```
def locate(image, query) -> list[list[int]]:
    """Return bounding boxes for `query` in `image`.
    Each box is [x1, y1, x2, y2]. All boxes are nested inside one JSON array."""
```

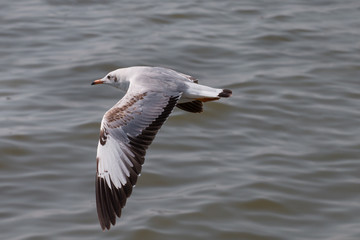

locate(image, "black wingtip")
[[96, 176, 123, 231], [218, 89, 232, 98]]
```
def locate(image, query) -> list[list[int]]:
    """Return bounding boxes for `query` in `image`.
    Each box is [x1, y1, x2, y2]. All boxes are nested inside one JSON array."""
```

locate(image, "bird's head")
[[91, 69, 129, 91]]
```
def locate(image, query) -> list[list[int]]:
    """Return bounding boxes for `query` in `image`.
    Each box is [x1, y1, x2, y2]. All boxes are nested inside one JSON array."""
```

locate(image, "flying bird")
[[91, 66, 232, 230]]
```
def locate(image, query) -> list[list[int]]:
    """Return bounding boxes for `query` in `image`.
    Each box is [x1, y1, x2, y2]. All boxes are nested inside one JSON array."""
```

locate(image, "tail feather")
[[195, 89, 232, 102], [183, 82, 232, 99], [218, 89, 232, 98]]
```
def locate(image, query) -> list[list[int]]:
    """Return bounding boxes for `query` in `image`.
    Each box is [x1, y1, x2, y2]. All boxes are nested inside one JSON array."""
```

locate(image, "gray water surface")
[[1, 1, 360, 239]]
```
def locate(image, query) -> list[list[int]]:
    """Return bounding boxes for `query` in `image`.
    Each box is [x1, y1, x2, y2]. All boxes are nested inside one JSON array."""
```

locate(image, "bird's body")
[[92, 66, 232, 230]]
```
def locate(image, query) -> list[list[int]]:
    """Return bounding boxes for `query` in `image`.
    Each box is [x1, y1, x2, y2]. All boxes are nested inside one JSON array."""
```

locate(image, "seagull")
[[91, 66, 232, 230]]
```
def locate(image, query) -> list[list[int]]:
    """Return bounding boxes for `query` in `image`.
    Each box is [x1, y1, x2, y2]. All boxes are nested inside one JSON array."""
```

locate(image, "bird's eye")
[[107, 75, 111, 80]]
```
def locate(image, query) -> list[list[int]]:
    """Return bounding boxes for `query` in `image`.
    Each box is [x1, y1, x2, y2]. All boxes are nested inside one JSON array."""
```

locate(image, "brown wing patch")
[[105, 93, 147, 125]]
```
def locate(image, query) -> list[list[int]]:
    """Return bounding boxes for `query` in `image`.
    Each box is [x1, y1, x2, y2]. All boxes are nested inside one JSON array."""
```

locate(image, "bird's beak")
[[91, 79, 104, 85]]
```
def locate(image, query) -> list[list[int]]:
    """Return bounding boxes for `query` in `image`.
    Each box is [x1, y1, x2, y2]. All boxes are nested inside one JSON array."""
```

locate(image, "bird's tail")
[[183, 82, 232, 102]]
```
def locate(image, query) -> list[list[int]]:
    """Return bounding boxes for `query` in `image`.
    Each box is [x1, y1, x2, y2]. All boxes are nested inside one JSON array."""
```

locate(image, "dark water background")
[[1, 0, 360, 239]]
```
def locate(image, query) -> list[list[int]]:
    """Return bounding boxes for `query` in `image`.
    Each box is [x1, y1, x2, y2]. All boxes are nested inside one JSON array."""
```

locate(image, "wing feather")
[[95, 90, 181, 230], [176, 100, 203, 113]]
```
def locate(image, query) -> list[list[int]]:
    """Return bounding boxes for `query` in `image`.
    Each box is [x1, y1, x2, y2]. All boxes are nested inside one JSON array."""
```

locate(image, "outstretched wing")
[[176, 100, 203, 113], [95, 90, 181, 230]]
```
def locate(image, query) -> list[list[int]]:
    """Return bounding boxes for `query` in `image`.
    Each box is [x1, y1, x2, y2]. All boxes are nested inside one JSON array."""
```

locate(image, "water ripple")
[[1, 0, 360, 239]]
